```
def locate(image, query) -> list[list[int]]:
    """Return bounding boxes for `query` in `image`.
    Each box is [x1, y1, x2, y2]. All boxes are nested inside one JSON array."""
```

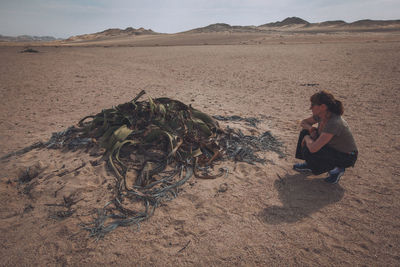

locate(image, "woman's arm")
[[303, 132, 334, 153]]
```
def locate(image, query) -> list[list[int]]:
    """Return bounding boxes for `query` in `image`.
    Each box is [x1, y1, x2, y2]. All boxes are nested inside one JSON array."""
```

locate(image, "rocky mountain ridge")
[[188, 17, 400, 33], [2, 17, 400, 43]]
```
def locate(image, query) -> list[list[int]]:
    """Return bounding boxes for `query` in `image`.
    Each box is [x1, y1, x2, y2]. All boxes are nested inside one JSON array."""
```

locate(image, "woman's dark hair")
[[310, 90, 344, 115]]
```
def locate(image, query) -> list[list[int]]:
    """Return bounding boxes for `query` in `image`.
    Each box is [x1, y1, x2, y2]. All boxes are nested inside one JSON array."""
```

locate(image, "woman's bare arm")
[[303, 132, 334, 153]]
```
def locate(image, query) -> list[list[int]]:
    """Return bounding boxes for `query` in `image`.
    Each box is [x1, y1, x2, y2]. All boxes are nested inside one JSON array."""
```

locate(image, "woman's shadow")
[[259, 173, 344, 224]]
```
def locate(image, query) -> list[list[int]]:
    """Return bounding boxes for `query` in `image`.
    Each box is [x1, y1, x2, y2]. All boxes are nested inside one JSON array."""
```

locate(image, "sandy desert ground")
[[1, 32, 400, 266]]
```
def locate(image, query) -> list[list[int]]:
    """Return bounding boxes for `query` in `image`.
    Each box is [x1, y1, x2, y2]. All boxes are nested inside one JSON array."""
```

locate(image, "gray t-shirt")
[[315, 114, 358, 153]]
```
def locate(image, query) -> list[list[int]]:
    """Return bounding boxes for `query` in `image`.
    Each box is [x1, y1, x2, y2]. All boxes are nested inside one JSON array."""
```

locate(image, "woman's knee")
[[297, 129, 309, 144], [299, 129, 309, 137]]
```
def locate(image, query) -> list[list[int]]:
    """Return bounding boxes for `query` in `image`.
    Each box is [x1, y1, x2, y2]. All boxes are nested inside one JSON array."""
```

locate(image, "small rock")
[[20, 48, 39, 53], [23, 204, 34, 213], [218, 183, 228, 193]]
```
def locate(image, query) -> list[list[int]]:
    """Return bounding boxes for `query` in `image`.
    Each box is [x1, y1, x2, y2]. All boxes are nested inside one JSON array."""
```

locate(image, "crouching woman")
[[293, 90, 358, 184]]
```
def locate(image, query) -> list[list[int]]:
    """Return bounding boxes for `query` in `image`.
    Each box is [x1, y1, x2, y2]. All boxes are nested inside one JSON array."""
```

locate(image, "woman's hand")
[[309, 127, 318, 140]]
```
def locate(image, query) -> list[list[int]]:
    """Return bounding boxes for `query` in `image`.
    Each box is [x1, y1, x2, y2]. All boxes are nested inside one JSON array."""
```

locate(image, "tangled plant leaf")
[[21, 90, 284, 238]]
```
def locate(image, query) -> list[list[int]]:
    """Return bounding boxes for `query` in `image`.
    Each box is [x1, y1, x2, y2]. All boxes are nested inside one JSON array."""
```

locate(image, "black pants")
[[295, 129, 358, 175]]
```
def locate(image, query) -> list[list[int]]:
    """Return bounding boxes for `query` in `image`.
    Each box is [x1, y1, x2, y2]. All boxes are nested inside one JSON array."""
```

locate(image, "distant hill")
[[185, 17, 400, 33], [183, 23, 265, 33], [348, 19, 400, 27], [257, 17, 400, 31], [260, 17, 310, 27], [0, 34, 58, 42], [60, 17, 400, 44], [66, 27, 158, 42], [2, 17, 400, 45]]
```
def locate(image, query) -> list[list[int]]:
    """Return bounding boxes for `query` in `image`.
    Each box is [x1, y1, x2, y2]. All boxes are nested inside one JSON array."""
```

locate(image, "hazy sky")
[[1, 0, 399, 38]]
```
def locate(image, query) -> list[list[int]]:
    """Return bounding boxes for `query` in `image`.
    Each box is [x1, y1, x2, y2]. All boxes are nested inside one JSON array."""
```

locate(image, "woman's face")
[[310, 103, 327, 117], [310, 103, 320, 116]]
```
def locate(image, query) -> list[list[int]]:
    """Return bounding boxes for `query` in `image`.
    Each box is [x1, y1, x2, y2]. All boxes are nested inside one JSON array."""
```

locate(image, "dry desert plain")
[[1, 31, 400, 266]]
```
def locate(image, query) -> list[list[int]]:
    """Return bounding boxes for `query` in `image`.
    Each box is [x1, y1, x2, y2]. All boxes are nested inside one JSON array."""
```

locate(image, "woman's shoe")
[[324, 168, 345, 184], [329, 167, 342, 175], [293, 162, 312, 172]]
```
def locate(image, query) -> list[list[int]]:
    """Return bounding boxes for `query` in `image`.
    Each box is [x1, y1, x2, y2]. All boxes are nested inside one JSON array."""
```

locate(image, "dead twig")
[[177, 240, 191, 253]]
